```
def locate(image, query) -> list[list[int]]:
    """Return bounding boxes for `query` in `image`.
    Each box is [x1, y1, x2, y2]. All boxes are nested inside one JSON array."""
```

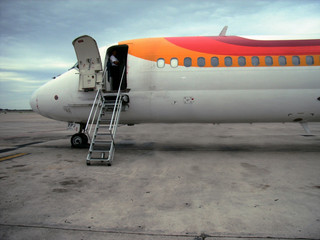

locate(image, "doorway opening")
[[105, 45, 128, 91]]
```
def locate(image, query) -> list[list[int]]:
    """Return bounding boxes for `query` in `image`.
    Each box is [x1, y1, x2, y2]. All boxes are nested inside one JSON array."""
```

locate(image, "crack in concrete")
[[0, 223, 317, 240], [0, 141, 43, 154]]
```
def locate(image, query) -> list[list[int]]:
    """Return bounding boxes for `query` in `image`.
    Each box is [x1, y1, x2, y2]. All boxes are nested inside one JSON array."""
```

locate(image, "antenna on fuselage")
[[219, 26, 228, 36]]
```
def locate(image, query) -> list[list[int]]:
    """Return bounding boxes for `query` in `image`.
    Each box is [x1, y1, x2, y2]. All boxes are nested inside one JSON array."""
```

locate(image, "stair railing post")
[[85, 89, 104, 142]]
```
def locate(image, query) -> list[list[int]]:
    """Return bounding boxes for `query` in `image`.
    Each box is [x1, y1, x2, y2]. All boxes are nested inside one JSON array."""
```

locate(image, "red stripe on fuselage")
[[165, 36, 320, 56], [213, 36, 320, 47]]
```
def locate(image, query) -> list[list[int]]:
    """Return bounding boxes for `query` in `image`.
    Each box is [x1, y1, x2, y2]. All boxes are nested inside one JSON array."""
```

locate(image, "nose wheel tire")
[[71, 133, 88, 148]]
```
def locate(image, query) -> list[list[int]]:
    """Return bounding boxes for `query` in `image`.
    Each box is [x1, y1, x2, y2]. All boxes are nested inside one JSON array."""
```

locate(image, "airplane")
[[29, 27, 320, 165]]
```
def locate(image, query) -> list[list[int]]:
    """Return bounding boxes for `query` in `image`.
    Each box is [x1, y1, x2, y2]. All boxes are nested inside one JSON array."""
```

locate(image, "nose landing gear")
[[71, 133, 88, 148], [71, 123, 88, 148]]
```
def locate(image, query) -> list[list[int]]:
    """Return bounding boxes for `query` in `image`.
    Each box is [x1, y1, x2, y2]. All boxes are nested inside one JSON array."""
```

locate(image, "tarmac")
[[0, 111, 319, 240]]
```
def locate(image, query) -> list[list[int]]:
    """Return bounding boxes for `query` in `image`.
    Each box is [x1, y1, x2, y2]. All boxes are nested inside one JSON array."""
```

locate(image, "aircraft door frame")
[[105, 45, 128, 92]]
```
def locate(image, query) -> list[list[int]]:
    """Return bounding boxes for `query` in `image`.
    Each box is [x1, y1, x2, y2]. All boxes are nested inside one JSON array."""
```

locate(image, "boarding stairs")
[[85, 67, 126, 166]]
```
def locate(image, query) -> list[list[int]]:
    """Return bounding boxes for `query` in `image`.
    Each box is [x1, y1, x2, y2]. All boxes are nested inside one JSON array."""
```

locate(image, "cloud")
[[0, 71, 48, 109], [0, 71, 46, 84], [0, 57, 74, 72]]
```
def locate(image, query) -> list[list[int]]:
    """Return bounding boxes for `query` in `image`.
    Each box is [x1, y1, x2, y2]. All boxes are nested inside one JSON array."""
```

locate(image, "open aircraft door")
[[72, 35, 103, 91]]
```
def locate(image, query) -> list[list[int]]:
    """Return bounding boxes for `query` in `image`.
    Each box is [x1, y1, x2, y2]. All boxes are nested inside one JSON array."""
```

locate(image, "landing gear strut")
[[71, 123, 88, 148]]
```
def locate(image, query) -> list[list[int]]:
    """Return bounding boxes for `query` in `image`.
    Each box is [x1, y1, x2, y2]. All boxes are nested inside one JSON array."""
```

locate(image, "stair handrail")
[[85, 89, 104, 141], [112, 99, 122, 136], [102, 62, 109, 89], [109, 66, 126, 133]]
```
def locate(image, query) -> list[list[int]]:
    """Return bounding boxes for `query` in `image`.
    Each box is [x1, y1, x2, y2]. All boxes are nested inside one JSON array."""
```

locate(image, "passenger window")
[[211, 57, 219, 67], [306, 56, 314, 65], [224, 57, 232, 67], [238, 56, 246, 66], [279, 56, 287, 66], [292, 56, 300, 66], [252, 56, 259, 66], [170, 58, 178, 68], [157, 58, 165, 68], [184, 57, 192, 67], [197, 57, 205, 67], [265, 56, 273, 66]]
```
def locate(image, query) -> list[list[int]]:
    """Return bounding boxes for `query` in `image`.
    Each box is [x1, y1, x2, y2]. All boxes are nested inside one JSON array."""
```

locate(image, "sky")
[[0, 0, 320, 109]]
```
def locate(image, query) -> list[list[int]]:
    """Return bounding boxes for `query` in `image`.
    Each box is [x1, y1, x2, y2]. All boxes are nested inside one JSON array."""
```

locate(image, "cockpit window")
[[70, 62, 79, 70]]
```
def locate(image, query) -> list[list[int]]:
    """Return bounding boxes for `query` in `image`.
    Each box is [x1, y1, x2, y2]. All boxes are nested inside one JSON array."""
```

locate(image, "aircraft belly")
[[119, 89, 320, 123], [55, 88, 319, 124]]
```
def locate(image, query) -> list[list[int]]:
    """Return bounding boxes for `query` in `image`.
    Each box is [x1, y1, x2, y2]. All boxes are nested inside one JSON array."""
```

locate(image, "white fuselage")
[[30, 53, 320, 124], [30, 34, 320, 125]]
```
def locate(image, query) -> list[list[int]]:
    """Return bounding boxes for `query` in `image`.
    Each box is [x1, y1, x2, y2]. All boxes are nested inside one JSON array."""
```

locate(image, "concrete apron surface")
[[0, 112, 320, 240]]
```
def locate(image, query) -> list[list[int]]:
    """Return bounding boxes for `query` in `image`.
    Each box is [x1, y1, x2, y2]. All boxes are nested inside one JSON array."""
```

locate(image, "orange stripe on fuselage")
[[119, 36, 320, 67], [120, 37, 203, 64]]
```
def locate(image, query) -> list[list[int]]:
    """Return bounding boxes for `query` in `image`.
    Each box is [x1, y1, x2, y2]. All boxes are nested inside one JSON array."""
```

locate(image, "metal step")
[[88, 158, 111, 162], [95, 133, 112, 136], [99, 119, 111, 123], [93, 140, 113, 143], [90, 149, 111, 153]]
